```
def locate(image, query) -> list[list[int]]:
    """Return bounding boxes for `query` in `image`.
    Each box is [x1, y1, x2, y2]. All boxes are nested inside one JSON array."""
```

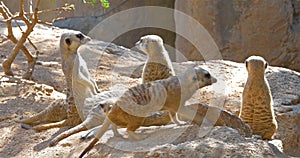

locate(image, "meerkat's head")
[[135, 35, 164, 55], [245, 56, 268, 74], [183, 66, 217, 88], [60, 31, 91, 53]]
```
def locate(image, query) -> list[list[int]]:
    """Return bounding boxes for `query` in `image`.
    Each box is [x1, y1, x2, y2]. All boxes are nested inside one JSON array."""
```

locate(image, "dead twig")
[[1, 0, 40, 79]]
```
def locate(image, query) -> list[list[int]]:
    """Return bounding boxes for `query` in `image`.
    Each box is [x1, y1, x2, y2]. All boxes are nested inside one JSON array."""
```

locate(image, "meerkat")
[[239, 56, 277, 139], [48, 31, 112, 145], [15, 31, 93, 130], [136, 35, 179, 124], [136, 35, 175, 83], [79, 66, 217, 158]]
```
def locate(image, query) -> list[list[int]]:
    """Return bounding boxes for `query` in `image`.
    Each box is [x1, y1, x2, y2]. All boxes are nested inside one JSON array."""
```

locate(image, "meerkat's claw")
[[20, 124, 32, 130], [80, 128, 97, 140]]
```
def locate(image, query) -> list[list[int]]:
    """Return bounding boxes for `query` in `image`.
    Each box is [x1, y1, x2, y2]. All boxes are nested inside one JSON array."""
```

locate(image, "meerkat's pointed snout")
[[210, 75, 217, 84], [191, 66, 217, 87]]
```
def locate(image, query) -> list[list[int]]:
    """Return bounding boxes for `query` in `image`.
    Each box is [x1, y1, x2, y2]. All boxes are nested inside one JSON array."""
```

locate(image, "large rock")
[[175, 0, 300, 72], [267, 66, 300, 156]]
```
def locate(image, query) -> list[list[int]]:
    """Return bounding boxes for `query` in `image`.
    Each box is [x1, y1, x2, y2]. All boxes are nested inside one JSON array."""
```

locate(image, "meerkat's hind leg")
[[80, 125, 101, 140], [79, 117, 111, 158], [49, 122, 88, 146], [15, 115, 42, 125], [33, 119, 67, 131]]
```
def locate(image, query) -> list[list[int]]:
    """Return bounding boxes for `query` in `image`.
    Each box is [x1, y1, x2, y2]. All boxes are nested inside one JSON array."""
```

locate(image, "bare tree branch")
[[1, 0, 72, 79]]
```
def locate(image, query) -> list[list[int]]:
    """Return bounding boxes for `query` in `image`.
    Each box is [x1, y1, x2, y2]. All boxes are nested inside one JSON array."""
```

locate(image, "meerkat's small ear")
[[265, 61, 268, 69], [245, 60, 248, 68], [65, 38, 71, 45]]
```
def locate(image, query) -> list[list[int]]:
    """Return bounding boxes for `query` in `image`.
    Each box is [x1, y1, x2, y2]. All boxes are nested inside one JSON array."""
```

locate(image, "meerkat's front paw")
[[127, 131, 148, 140]]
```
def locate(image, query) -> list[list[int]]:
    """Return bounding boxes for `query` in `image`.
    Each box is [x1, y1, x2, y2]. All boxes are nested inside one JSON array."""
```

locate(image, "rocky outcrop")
[[267, 66, 300, 156], [175, 0, 300, 72], [67, 126, 285, 158]]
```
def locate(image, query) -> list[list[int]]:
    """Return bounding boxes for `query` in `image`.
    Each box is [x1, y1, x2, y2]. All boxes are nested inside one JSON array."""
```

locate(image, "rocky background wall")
[[1, 0, 176, 57], [175, 0, 300, 72]]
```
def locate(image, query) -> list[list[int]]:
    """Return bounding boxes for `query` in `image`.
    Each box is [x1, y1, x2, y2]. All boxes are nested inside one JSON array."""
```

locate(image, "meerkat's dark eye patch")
[[265, 62, 268, 69], [245, 61, 248, 68], [204, 71, 211, 78], [76, 34, 84, 40], [65, 38, 71, 45]]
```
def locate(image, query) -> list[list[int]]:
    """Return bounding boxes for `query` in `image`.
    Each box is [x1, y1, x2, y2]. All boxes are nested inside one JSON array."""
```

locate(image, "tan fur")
[[136, 35, 177, 124], [15, 31, 91, 131], [136, 35, 175, 83], [239, 56, 277, 139], [79, 66, 217, 158]]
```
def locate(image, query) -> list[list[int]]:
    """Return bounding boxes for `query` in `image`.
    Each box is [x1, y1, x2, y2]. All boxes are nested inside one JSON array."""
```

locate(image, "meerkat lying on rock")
[[239, 56, 277, 139], [79, 66, 217, 158]]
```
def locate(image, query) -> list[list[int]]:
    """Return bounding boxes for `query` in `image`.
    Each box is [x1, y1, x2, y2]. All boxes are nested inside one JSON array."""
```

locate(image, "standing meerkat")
[[16, 30, 93, 130], [239, 56, 277, 139], [136, 35, 175, 83], [136, 35, 179, 124], [79, 66, 217, 158]]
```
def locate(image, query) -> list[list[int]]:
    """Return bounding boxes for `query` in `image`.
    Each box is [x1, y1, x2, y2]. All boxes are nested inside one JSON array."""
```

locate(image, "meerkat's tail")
[[79, 117, 111, 158], [143, 111, 171, 126], [79, 137, 99, 158], [185, 103, 253, 137], [217, 108, 253, 137]]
